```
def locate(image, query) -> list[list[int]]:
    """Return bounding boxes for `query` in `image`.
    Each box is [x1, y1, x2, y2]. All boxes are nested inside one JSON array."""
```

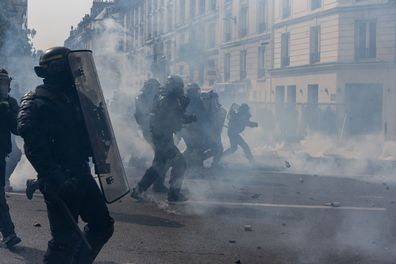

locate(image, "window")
[[240, 50, 247, 80], [190, 0, 196, 18], [208, 24, 216, 48], [311, 0, 321, 10], [239, 6, 248, 38], [257, 0, 267, 33], [282, 0, 291, 19], [308, 84, 319, 105], [199, 0, 205, 14], [287, 85, 297, 108], [281, 32, 290, 67], [355, 20, 376, 60], [276, 86, 285, 105], [179, 0, 186, 22], [310, 26, 320, 64], [167, 4, 173, 31], [210, 0, 216, 10], [258, 45, 265, 78], [224, 7, 232, 42], [159, 11, 164, 33], [224, 53, 231, 81], [199, 63, 205, 85]]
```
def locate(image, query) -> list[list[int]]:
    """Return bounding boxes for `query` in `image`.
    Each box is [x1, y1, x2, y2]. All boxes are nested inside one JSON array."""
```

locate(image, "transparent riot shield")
[[68, 50, 129, 203]]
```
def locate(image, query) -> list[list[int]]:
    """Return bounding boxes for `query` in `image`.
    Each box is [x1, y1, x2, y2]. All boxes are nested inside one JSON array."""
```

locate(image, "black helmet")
[[0, 68, 12, 81], [186, 83, 201, 98], [142, 78, 160, 94], [34, 47, 71, 78], [164, 75, 184, 96], [239, 103, 250, 112], [0, 68, 12, 97]]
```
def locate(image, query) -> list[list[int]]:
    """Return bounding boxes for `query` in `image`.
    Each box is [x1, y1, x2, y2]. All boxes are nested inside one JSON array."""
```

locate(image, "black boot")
[[1, 233, 21, 248], [168, 189, 188, 202], [130, 184, 144, 201], [26, 179, 38, 200]]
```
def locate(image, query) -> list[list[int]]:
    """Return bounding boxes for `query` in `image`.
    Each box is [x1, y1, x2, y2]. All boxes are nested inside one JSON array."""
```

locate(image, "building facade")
[[65, 0, 396, 139], [271, 0, 396, 138]]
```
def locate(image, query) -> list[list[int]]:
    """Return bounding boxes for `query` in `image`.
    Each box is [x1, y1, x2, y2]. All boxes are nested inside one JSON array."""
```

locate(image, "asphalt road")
[[1, 165, 396, 264]]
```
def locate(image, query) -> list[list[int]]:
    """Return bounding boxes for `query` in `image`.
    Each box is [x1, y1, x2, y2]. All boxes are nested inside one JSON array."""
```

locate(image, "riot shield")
[[68, 50, 129, 203]]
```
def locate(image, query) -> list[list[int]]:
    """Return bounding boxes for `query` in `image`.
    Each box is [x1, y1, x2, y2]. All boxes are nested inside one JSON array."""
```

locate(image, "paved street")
[[1, 165, 396, 264]]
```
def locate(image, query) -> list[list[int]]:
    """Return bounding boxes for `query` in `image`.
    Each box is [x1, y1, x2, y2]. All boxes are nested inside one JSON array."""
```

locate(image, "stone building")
[[64, 0, 396, 139], [271, 0, 396, 138]]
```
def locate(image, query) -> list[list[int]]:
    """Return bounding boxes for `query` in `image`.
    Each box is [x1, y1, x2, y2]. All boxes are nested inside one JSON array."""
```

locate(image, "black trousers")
[[0, 154, 16, 238], [42, 173, 114, 264], [139, 136, 186, 192], [223, 131, 254, 162]]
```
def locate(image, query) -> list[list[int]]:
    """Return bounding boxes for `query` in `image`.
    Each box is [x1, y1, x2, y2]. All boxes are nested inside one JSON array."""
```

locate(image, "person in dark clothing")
[[223, 103, 258, 163], [0, 68, 21, 248], [17, 47, 114, 264], [135, 78, 161, 147], [131, 75, 196, 202], [201, 91, 226, 168], [134, 78, 168, 193], [180, 83, 206, 168], [5, 135, 22, 192]]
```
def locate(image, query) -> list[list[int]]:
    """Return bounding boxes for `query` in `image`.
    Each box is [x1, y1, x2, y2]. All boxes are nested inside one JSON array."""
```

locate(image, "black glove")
[[180, 96, 190, 110], [183, 114, 197, 124], [0, 100, 10, 115]]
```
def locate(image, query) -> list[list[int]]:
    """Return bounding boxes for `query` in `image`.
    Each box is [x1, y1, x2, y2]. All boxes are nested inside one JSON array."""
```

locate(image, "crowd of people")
[[0, 46, 259, 263]]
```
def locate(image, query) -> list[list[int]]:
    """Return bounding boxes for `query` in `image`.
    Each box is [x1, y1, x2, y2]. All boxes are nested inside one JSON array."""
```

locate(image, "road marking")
[[7, 193, 386, 212], [186, 200, 386, 212]]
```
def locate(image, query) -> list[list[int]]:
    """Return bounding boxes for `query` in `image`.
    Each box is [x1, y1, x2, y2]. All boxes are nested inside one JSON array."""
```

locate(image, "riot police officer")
[[180, 83, 206, 168], [223, 103, 258, 163], [134, 78, 161, 147], [131, 75, 196, 202], [201, 90, 227, 168], [134, 79, 168, 193], [17, 47, 114, 264], [0, 68, 21, 248]]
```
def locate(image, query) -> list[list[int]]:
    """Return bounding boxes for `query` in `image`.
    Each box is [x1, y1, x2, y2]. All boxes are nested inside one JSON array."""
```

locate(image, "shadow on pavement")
[[10, 246, 45, 264], [112, 213, 184, 228]]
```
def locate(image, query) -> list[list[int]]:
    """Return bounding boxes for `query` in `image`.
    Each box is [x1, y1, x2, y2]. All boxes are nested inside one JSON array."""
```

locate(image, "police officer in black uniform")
[[0, 68, 21, 248], [134, 78, 168, 193], [180, 83, 206, 168], [131, 75, 196, 202], [17, 47, 114, 264], [134, 78, 161, 147], [223, 103, 258, 163]]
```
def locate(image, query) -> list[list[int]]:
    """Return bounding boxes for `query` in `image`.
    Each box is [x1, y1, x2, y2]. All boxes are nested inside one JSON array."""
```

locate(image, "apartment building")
[[216, 0, 273, 105], [65, 0, 396, 138], [271, 0, 396, 138]]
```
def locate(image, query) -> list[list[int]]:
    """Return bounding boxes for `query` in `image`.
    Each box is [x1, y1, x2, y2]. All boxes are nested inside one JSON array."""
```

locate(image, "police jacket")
[[0, 96, 19, 154], [228, 111, 257, 134], [17, 83, 92, 181]]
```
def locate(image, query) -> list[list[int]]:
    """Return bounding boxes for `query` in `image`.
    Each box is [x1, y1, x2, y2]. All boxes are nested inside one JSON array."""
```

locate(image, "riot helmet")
[[142, 78, 160, 95], [186, 83, 201, 99], [0, 68, 12, 98], [239, 103, 250, 114], [34, 47, 72, 81], [164, 75, 184, 96]]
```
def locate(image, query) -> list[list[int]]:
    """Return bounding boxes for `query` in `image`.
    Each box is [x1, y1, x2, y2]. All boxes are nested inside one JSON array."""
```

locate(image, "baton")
[[57, 198, 93, 252]]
